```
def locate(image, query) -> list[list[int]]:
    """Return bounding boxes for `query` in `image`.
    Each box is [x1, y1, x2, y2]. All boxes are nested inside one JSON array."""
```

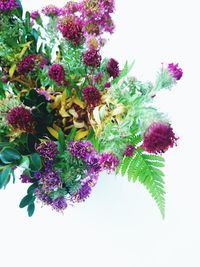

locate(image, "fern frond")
[[118, 150, 166, 218]]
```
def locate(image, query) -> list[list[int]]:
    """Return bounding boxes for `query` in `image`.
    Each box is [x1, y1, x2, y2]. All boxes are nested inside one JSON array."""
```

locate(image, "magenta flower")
[[30, 10, 40, 20], [168, 63, 183, 81], [107, 58, 120, 78], [58, 16, 83, 45], [51, 197, 67, 211], [68, 140, 96, 161], [20, 175, 32, 183], [48, 64, 65, 85], [123, 145, 135, 157], [36, 141, 58, 161], [7, 106, 35, 133], [0, 0, 19, 11], [42, 5, 60, 16], [100, 152, 119, 172], [82, 86, 101, 109], [82, 49, 101, 67], [142, 122, 178, 154]]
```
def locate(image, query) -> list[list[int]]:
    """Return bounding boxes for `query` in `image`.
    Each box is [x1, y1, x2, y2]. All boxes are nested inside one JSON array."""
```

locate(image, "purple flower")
[[105, 82, 111, 88], [100, 152, 119, 172], [48, 64, 65, 85], [35, 188, 53, 205], [99, 0, 115, 14], [35, 88, 51, 101], [42, 5, 60, 16], [71, 173, 99, 202], [7, 106, 35, 133], [142, 122, 178, 154], [68, 140, 96, 161], [30, 10, 40, 20], [36, 140, 58, 161], [93, 72, 103, 84], [123, 145, 135, 157], [20, 175, 32, 183], [51, 197, 67, 211], [82, 49, 101, 67], [107, 58, 120, 78], [82, 86, 101, 109], [0, 0, 19, 11], [62, 1, 80, 15], [87, 153, 101, 173], [17, 55, 36, 75], [58, 16, 83, 45], [41, 169, 61, 192], [168, 63, 183, 81]]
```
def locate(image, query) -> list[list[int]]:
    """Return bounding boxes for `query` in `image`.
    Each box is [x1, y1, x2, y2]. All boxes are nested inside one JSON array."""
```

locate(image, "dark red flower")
[[7, 106, 35, 133], [123, 145, 135, 157], [17, 55, 36, 75], [107, 58, 120, 78], [48, 64, 65, 85], [142, 122, 178, 154], [82, 49, 101, 67], [83, 86, 101, 109]]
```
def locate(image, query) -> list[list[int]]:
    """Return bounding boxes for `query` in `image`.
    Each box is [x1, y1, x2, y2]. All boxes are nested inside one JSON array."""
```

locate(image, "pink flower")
[[82, 49, 101, 67], [168, 63, 183, 81], [48, 64, 65, 85], [123, 145, 135, 157], [0, 0, 19, 11], [83, 86, 101, 109], [100, 152, 119, 172]]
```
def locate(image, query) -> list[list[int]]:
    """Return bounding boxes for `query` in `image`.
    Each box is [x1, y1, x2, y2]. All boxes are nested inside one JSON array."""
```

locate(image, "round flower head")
[[123, 145, 135, 157], [51, 197, 67, 212], [35, 188, 53, 205], [68, 140, 96, 161], [142, 122, 178, 154], [168, 63, 183, 81], [82, 86, 101, 109], [42, 5, 60, 16], [41, 169, 61, 192], [7, 106, 35, 133], [20, 175, 32, 183], [62, 1, 79, 15], [0, 0, 19, 11], [48, 64, 65, 85], [107, 58, 120, 78], [100, 152, 119, 172], [82, 49, 101, 67], [17, 55, 36, 75], [58, 16, 83, 45]]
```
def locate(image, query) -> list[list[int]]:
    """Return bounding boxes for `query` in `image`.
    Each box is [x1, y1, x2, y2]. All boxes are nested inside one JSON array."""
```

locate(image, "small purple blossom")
[[51, 197, 67, 211], [36, 140, 58, 161], [35, 188, 53, 205], [20, 175, 32, 183], [41, 169, 61, 192], [105, 82, 111, 88], [0, 0, 19, 11], [17, 55, 36, 75], [123, 145, 135, 157], [142, 122, 178, 154], [107, 58, 120, 78], [35, 88, 51, 101], [100, 152, 119, 172], [168, 63, 183, 81]]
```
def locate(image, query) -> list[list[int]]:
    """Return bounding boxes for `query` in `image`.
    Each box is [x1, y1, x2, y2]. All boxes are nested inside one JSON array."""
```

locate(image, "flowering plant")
[[0, 0, 182, 217]]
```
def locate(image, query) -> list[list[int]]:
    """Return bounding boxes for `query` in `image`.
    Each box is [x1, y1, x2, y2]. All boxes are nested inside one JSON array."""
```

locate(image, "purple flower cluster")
[[142, 122, 178, 154], [107, 58, 120, 78], [0, 0, 19, 11], [7, 106, 35, 133], [40, 169, 61, 192], [36, 140, 58, 161], [35, 188, 53, 205], [168, 63, 183, 81], [51, 197, 68, 211], [48, 64, 66, 86], [58, 16, 84, 45], [20, 175, 32, 183], [82, 49, 101, 67], [99, 152, 119, 172], [82, 86, 101, 109]]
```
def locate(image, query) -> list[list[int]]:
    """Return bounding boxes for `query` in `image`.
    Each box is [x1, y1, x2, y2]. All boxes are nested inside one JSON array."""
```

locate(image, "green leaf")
[[58, 128, 66, 153], [25, 12, 31, 33], [0, 147, 22, 164], [66, 127, 77, 142], [19, 194, 35, 208], [32, 28, 39, 44], [27, 203, 35, 217], [20, 156, 30, 169], [29, 153, 42, 171], [118, 151, 166, 218], [0, 166, 12, 189], [15, 0, 23, 18], [27, 183, 38, 195]]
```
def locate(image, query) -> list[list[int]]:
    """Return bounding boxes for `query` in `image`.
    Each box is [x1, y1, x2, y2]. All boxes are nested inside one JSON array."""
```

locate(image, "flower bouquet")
[[0, 0, 182, 217]]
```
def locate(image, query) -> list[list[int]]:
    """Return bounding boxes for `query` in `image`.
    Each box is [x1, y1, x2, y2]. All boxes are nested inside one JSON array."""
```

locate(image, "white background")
[[1, 0, 200, 266]]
